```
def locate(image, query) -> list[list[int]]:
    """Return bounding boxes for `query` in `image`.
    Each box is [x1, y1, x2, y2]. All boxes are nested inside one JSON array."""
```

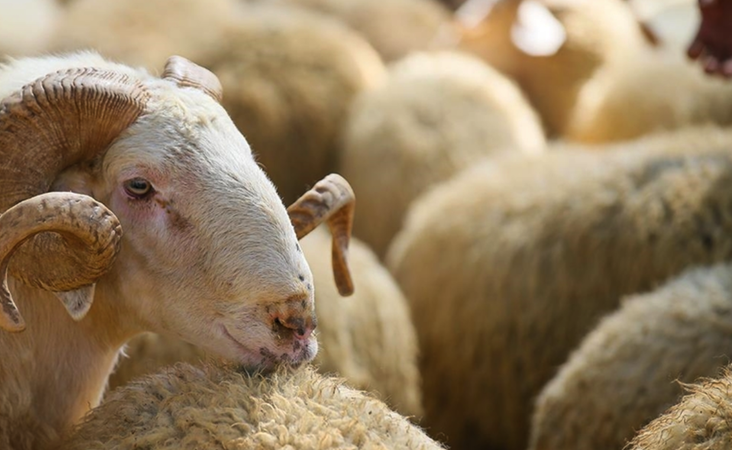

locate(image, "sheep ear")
[[54, 284, 96, 321], [510, 0, 567, 56], [163, 55, 223, 103]]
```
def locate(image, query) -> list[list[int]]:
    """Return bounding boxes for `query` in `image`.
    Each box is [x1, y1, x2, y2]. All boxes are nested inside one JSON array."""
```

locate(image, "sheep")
[[207, 5, 387, 204], [108, 226, 423, 417], [530, 263, 732, 450], [454, 0, 650, 136], [339, 51, 545, 257], [566, 55, 732, 144], [51, 0, 238, 70], [0, 52, 356, 450], [60, 363, 442, 450], [272, 0, 454, 62], [0, 0, 61, 59], [386, 126, 732, 450], [629, 366, 732, 450]]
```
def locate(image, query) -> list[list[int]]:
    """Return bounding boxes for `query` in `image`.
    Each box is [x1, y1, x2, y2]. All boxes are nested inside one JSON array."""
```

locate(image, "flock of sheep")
[[3, 0, 732, 449]]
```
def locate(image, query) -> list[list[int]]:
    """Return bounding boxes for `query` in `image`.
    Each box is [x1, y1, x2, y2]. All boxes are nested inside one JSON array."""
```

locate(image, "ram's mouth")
[[221, 325, 317, 369]]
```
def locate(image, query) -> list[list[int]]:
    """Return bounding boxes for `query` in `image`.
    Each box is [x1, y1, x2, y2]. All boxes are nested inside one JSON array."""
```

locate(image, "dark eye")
[[123, 178, 153, 199]]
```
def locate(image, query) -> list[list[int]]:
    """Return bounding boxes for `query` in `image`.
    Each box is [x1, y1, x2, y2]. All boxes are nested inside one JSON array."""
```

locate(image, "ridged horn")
[[0, 66, 149, 322], [163, 55, 223, 102], [288, 174, 355, 296], [0, 193, 122, 332]]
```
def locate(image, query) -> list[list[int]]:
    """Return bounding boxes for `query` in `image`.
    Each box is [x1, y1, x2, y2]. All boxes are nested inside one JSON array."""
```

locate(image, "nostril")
[[272, 315, 314, 340]]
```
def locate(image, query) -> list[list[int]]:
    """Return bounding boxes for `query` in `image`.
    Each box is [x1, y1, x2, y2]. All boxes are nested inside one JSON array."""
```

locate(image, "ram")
[[60, 363, 442, 449], [0, 52, 354, 450], [387, 126, 732, 450], [530, 263, 732, 450]]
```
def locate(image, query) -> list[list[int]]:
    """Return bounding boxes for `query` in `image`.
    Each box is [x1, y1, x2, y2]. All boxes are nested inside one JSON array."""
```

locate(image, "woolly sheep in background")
[[387, 127, 732, 450], [454, 0, 650, 137], [340, 51, 545, 258], [531, 263, 732, 450]]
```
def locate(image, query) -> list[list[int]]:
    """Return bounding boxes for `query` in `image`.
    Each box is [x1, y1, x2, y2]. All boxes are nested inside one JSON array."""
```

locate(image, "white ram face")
[[60, 82, 318, 369]]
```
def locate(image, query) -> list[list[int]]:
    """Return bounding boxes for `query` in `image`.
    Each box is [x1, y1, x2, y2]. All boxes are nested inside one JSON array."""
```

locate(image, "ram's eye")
[[123, 178, 153, 199]]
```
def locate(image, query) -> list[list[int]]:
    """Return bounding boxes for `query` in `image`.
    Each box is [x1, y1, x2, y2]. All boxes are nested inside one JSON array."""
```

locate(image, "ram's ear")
[[510, 0, 567, 57], [51, 165, 96, 197]]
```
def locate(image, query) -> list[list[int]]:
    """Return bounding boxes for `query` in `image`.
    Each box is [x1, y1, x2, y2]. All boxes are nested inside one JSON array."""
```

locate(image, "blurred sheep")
[[0, 0, 60, 59], [272, 0, 454, 62], [387, 127, 732, 450], [455, 0, 650, 136], [566, 55, 732, 144], [208, 5, 386, 203], [340, 50, 545, 257], [51, 0, 237, 69], [531, 263, 732, 450]]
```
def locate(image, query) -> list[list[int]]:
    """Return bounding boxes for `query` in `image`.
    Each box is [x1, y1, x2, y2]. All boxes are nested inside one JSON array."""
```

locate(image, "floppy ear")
[[510, 0, 567, 56]]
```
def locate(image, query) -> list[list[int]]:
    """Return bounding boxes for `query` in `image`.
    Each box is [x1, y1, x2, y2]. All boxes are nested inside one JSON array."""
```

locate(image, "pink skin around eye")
[[688, 0, 732, 78]]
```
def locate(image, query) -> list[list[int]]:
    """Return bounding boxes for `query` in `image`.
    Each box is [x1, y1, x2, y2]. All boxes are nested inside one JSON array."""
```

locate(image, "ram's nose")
[[272, 313, 317, 340], [274, 314, 317, 340]]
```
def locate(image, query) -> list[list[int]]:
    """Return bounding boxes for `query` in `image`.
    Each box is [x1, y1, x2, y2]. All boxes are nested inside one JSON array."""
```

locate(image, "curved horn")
[[288, 174, 355, 297], [163, 55, 223, 102], [0, 66, 148, 303], [0, 193, 122, 332]]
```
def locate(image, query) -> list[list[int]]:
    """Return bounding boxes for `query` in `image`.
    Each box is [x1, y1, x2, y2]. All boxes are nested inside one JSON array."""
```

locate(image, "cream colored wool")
[[387, 127, 732, 450], [60, 364, 443, 450], [457, 0, 648, 136], [274, 0, 453, 62], [51, 0, 237, 70], [566, 56, 732, 144], [530, 263, 732, 450], [208, 5, 386, 203], [108, 228, 422, 417], [0, 0, 60, 58], [340, 51, 545, 257], [630, 366, 732, 450]]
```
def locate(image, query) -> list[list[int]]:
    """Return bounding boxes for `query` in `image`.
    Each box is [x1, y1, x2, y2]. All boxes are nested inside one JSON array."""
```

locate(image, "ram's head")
[[0, 54, 354, 369]]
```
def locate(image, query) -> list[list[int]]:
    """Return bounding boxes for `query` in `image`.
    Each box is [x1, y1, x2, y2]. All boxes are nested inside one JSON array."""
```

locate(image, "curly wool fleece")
[[61, 363, 442, 449]]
